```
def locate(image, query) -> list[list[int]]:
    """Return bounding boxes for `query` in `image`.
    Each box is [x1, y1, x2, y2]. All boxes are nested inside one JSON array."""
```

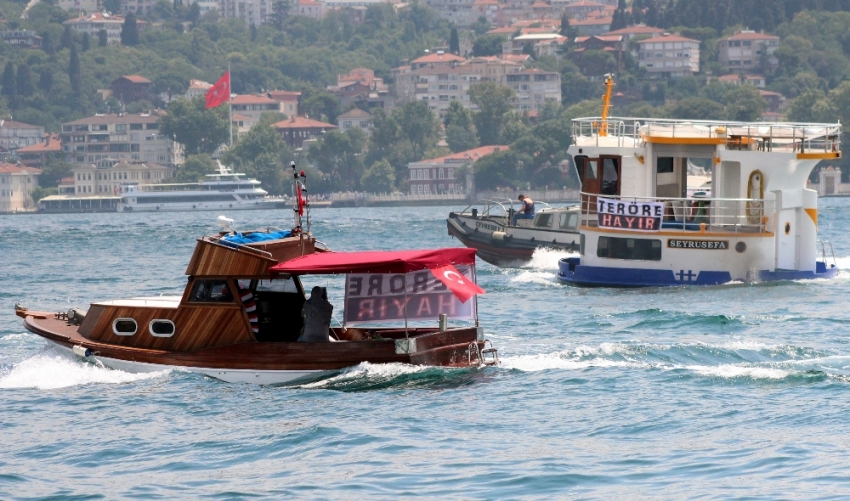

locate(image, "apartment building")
[[0, 163, 40, 212], [63, 12, 147, 45], [606, 24, 664, 42], [337, 108, 373, 134], [408, 145, 508, 195], [636, 33, 700, 77], [71, 160, 173, 196], [718, 31, 779, 72], [220, 0, 271, 27], [424, 0, 476, 27], [55, 0, 99, 14], [506, 69, 561, 111], [60, 113, 180, 166], [0, 120, 45, 152], [230, 94, 287, 122], [0, 30, 42, 49], [17, 134, 62, 169]]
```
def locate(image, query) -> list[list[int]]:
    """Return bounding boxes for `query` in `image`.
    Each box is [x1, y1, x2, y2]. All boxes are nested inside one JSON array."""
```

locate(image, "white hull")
[[118, 199, 285, 213], [48, 340, 325, 385]]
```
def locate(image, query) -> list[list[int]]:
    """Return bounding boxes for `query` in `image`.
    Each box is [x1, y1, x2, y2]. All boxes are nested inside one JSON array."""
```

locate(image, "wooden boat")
[[15, 234, 497, 384], [447, 199, 580, 266]]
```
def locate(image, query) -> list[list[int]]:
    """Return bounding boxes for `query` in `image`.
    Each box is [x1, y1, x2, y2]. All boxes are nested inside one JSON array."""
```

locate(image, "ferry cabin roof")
[[568, 116, 841, 202]]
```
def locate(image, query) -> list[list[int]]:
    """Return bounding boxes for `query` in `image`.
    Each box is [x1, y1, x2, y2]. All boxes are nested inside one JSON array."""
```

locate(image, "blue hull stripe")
[[557, 257, 839, 287]]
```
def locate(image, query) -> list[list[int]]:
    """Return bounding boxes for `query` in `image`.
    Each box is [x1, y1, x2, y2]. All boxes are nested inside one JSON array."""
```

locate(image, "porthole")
[[735, 242, 747, 253], [113, 318, 137, 336], [149, 319, 175, 338]]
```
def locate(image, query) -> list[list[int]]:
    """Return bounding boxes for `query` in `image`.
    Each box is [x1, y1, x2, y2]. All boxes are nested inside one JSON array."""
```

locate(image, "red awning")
[[270, 248, 477, 275]]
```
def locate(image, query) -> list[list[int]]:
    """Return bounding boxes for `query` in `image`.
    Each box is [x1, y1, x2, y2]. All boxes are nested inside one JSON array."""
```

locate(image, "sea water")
[[3, 200, 850, 499]]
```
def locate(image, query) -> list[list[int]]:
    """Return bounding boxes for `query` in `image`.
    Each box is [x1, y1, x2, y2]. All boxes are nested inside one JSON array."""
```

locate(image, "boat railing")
[[571, 117, 842, 155], [459, 198, 515, 219], [578, 192, 776, 234], [205, 234, 274, 259], [819, 240, 837, 266]]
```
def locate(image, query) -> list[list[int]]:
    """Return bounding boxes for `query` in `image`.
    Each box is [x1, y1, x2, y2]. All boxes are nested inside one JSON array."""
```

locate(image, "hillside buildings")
[[718, 31, 779, 72], [636, 33, 700, 77], [337, 108, 373, 134], [274, 117, 337, 149], [60, 113, 181, 166], [0, 120, 46, 152], [408, 145, 508, 195], [0, 163, 40, 212], [63, 13, 146, 45]]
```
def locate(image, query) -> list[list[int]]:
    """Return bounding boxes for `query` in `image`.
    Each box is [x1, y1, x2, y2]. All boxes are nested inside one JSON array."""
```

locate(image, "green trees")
[[361, 159, 396, 193], [471, 34, 505, 57], [2, 63, 15, 99], [175, 154, 217, 182], [669, 98, 726, 120], [308, 128, 367, 191], [221, 119, 294, 195], [158, 96, 229, 155], [98, 29, 108, 47], [445, 103, 478, 153], [68, 43, 81, 95], [468, 82, 515, 145], [449, 27, 460, 54], [121, 13, 140, 46], [724, 85, 767, 121]]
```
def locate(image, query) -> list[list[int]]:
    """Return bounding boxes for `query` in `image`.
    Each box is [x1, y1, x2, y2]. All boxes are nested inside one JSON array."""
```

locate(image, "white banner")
[[597, 197, 664, 232], [343, 264, 477, 325]]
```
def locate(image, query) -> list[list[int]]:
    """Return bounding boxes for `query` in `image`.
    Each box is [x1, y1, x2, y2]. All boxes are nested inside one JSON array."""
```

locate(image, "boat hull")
[[557, 257, 840, 287], [446, 213, 578, 266], [22, 312, 488, 384]]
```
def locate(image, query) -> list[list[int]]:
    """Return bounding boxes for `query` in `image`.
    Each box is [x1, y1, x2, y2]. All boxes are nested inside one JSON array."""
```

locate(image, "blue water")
[[3, 200, 850, 499]]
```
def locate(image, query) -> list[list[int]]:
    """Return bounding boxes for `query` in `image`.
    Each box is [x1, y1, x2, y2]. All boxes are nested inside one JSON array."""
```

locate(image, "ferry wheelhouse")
[[559, 94, 840, 286], [117, 164, 284, 212]]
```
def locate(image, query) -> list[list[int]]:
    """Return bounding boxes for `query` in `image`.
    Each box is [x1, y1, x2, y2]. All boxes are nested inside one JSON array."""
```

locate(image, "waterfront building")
[[274, 117, 337, 149], [17, 134, 62, 169], [0, 163, 41, 212], [408, 145, 508, 195], [0, 120, 45, 152], [71, 159, 174, 196]]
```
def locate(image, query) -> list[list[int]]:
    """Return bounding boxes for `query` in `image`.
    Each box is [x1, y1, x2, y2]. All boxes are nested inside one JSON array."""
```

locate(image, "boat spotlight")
[[217, 215, 234, 233]]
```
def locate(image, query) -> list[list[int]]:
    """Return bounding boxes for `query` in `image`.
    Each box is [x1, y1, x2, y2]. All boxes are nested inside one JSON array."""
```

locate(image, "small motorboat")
[[16, 168, 497, 384], [447, 199, 580, 266]]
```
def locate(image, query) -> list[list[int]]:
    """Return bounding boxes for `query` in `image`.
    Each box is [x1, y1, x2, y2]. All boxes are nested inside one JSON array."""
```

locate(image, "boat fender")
[[491, 231, 507, 241], [67, 308, 87, 326], [72, 345, 93, 358]]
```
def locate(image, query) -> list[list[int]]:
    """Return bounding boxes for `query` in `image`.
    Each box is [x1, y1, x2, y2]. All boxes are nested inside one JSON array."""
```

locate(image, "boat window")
[[256, 277, 299, 293], [559, 212, 578, 230], [189, 280, 234, 302], [597, 236, 662, 261], [113, 318, 137, 336], [657, 157, 674, 173], [584, 159, 598, 180], [534, 213, 553, 228], [601, 158, 619, 195], [149, 319, 175, 337]]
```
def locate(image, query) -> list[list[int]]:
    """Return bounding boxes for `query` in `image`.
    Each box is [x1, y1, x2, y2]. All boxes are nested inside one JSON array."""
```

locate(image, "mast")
[[228, 62, 233, 147], [599, 73, 614, 137]]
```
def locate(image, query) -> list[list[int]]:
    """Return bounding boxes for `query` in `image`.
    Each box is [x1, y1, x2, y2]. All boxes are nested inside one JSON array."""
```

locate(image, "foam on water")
[[500, 350, 649, 372], [0, 351, 169, 389], [685, 364, 792, 380], [522, 247, 578, 270]]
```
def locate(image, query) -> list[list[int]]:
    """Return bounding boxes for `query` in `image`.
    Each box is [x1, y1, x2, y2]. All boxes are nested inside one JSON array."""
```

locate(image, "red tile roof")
[[607, 25, 664, 36], [118, 75, 151, 84], [274, 117, 337, 129], [17, 134, 61, 153], [636, 34, 699, 44], [0, 163, 41, 174], [267, 90, 302, 101], [572, 16, 613, 26], [231, 94, 279, 105], [723, 31, 779, 41], [411, 53, 465, 64], [420, 145, 509, 165], [0, 119, 41, 129]]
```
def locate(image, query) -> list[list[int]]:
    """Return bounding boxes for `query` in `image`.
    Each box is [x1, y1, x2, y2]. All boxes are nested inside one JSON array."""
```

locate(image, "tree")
[[221, 122, 292, 195], [449, 26, 460, 54], [668, 98, 726, 120], [394, 100, 442, 162], [787, 89, 829, 122], [472, 33, 505, 57], [361, 159, 396, 193], [469, 82, 515, 145], [60, 25, 73, 49], [103, 0, 121, 13], [1, 63, 15, 99], [158, 96, 230, 155], [724, 85, 767, 121], [81, 32, 90, 51], [98, 29, 108, 47], [16, 64, 33, 97], [443, 100, 478, 152], [472, 149, 520, 190], [175, 154, 217, 182], [121, 12, 140, 46], [470, 16, 490, 36], [302, 91, 341, 122], [308, 129, 368, 190], [271, 0, 290, 30], [39, 156, 73, 187], [68, 43, 81, 95]]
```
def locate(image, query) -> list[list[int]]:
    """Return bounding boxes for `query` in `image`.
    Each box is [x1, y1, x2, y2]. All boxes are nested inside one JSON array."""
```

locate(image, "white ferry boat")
[[117, 164, 286, 212], [558, 77, 840, 287]]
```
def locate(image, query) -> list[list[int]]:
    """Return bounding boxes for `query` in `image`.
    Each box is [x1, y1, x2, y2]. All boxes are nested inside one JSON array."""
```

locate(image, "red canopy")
[[270, 248, 477, 275]]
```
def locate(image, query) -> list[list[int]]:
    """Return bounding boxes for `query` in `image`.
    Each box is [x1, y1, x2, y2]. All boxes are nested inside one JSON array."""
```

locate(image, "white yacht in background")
[[117, 163, 286, 212]]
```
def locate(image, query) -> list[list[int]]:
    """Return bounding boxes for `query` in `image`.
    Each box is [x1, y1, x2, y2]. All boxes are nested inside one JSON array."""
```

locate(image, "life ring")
[[745, 170, 764, 225]]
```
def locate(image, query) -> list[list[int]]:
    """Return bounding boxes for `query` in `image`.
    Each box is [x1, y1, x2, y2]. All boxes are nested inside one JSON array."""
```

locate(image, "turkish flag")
[[430, 264, 485, 303], [205, 71, 230, 109]]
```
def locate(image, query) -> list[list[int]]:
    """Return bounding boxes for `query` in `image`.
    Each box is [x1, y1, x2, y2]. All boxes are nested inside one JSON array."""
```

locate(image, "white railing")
[[571, 117, 842, 154], [579, 192, 775, 234]]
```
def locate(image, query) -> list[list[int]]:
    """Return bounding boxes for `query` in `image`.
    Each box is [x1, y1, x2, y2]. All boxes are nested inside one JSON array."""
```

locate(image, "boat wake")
[[0, 349, 170, 390], [498, 340, 847, 383], [290, 362, 485, 392]]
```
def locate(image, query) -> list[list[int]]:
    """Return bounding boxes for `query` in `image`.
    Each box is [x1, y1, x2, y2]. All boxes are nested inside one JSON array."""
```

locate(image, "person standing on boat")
[[513, 194, 535, 225], [298, 286, 333, 342]]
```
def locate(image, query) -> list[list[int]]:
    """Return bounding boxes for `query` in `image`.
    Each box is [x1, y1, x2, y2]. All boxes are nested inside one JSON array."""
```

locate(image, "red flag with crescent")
[[205, 71, 230, 109], [430, 264, 485, 303]]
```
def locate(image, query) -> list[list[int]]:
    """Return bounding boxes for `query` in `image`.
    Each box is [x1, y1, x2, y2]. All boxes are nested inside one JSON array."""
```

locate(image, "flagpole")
[[228, 63, 233, 147]]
